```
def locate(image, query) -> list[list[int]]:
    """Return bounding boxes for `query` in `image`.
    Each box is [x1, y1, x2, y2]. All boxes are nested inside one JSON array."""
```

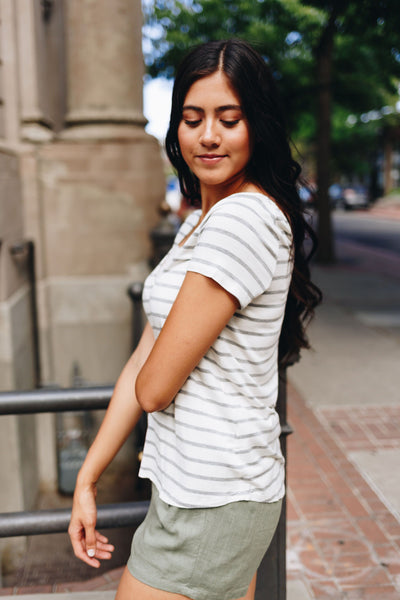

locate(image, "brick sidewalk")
[[1, 384, 399, 598], [286, 385, 400, 599]]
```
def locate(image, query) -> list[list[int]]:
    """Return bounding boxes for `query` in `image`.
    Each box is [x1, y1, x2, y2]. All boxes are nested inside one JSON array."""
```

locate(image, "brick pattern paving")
[[317, 405, 400, 453], [287, 385, 400, 599], [1, 386, 399, 598]]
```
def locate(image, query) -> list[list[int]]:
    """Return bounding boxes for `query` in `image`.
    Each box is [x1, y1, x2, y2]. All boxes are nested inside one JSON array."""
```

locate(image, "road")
[[332, 209, 400, 257], [317, 208, 400, 332]]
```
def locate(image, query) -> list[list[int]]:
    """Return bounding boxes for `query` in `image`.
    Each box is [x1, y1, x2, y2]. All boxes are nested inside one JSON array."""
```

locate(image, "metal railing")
[[0, 272, 293, 599], [0, 386, 113, 415], [0, 386, 149, 537], [0, 500, 149, 538], [0, 377, 292, 600]]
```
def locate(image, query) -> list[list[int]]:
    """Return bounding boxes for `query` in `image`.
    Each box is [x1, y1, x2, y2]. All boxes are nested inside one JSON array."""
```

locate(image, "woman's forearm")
[[77, 322, 155, 486]]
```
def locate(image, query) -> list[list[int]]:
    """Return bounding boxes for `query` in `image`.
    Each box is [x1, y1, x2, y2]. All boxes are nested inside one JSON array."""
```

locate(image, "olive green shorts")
[[127, 485, 282, 600]]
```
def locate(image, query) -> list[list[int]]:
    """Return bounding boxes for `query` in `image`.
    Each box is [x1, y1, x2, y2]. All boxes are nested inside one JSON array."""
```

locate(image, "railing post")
[[255, 364, 294, 600], [149, 201, 180, 268], [10, 240, 41, 388], [127, 282, 145, 350]]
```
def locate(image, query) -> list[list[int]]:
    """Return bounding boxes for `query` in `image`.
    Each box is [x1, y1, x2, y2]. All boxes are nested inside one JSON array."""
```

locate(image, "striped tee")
[[139, 192, 293, 508]]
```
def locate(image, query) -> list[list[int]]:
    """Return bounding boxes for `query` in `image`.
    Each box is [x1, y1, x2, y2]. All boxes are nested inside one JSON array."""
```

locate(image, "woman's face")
[[178, 71, 252, 199]]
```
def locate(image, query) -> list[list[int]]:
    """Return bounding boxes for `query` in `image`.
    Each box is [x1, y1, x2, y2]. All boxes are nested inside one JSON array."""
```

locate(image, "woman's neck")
[[199, 178, 263, 216]]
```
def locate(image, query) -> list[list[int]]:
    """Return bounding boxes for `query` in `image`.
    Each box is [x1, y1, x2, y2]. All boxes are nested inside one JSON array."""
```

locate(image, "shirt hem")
[[138, 472, 285, 509]]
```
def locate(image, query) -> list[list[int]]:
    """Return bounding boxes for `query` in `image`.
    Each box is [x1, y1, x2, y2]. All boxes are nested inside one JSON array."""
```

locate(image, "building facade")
[[0, 0, 164, 571]]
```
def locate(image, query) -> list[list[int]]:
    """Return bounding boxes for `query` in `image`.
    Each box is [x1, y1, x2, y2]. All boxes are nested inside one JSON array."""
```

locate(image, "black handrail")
[[0, 385, 148, 539], [0, 386, 113, 415], [0, 501, 149, 538]]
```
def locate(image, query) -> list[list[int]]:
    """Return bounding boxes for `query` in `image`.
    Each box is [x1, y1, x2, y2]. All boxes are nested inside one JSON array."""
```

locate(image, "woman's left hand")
[[68, 481, 115, 568]]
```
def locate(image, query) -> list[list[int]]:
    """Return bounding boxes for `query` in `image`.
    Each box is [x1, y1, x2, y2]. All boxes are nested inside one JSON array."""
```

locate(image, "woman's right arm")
[[68, 321, 155, 567]]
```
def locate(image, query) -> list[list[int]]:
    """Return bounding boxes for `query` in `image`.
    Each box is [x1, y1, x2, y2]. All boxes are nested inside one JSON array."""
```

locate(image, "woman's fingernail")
[[87, 549, 95, 557]]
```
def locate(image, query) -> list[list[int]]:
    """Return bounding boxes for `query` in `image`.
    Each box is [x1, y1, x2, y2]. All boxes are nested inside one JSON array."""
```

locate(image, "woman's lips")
[[197, 154, 226, 164]]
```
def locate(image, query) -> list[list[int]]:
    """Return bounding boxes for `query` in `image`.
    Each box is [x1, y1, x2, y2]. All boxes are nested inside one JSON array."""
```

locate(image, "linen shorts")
[[127, 485, 282, 600]]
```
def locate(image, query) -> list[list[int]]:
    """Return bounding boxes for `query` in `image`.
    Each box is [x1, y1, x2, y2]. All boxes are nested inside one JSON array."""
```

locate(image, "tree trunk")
[[383, 127, 393, 196], [314, 17, 336, 263]]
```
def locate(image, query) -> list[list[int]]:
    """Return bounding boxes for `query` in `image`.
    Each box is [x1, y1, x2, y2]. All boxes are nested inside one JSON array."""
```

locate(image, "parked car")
[[329, 184, 369, 211], [340, 186, 369, 210]]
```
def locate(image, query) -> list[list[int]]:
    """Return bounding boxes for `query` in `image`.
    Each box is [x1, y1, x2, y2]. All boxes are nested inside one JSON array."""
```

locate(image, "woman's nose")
[[199, 120, 220, 146]]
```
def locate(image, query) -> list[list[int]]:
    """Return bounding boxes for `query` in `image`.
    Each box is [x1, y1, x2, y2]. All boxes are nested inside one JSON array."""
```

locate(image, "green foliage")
[[331, 107, 378, 178], [143, 0, 400, 180]]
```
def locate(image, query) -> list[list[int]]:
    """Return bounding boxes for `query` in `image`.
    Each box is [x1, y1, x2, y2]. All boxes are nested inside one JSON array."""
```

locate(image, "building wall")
[[35, 134, 163, 387], [0, 0, 165, 573]]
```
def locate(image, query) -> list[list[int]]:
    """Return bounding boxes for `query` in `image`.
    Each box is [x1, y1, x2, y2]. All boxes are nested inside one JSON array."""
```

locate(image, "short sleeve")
[[187, 195, 286, 309]]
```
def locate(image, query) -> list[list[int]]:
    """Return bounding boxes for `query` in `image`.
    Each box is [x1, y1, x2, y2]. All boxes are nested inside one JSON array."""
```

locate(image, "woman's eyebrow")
[[216, 104, 242, 113], [182, 104, 243, 113], [182, 105, 204, 113]]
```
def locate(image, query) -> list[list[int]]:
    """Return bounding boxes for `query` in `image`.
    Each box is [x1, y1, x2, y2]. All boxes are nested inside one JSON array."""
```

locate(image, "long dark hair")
[[166, 39, 322, 365]]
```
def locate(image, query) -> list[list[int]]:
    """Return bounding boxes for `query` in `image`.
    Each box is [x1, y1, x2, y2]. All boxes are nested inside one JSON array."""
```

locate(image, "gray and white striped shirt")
[[139, 192, 293, 508]]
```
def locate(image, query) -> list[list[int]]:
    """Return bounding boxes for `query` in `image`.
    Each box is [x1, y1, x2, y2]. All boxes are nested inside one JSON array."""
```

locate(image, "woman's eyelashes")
[[183, 118, 240, 128], [221, 119, 240, 127], [184, 119, 201, 127]]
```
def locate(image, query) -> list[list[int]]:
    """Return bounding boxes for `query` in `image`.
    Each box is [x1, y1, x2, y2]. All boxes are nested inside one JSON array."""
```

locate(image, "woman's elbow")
[[135, 374, 170, 413]]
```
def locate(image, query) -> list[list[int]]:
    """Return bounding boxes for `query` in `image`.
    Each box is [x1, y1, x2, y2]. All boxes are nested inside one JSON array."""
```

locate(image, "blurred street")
[[334, 211, 400, 257], [1, 202, 400, 599]]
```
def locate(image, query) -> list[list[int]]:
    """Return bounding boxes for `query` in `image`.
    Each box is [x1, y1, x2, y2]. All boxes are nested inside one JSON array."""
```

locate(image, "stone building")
[[0, 0, 165, 570]]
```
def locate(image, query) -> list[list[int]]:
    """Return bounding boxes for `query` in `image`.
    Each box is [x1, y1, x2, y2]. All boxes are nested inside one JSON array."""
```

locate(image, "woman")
[[69, 39, 321, 600]]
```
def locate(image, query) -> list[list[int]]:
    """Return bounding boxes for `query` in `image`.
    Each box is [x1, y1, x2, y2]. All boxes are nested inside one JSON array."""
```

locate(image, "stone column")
[[36, 0, 165, 388], [16, 0, 54, 141], [0, 0, 20, 142], [63, 0, 146, 137]]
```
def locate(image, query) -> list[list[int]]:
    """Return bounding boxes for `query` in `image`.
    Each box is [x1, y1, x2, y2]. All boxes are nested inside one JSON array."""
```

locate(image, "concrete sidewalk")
[[1, 207, 399, 599]]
